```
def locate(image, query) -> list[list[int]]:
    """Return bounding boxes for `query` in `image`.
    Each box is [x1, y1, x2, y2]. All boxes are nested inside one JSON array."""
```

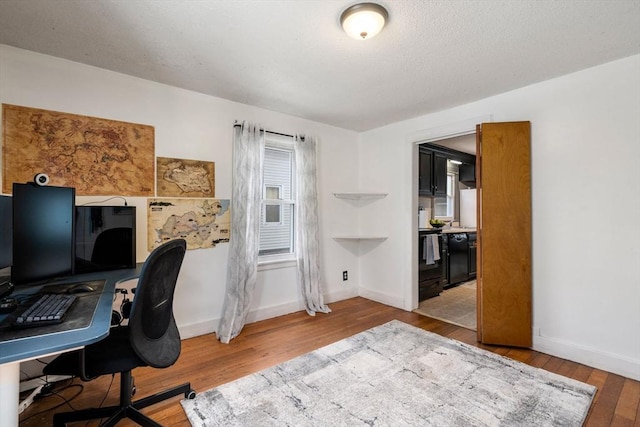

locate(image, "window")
[[445, 173, 455, 217], [434, 172, 455, 219], [264, 185, 283, 224], [259, 136, 295, 259]]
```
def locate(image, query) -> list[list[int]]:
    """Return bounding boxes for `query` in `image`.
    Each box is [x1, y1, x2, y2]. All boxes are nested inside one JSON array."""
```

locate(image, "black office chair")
[[44, 239, 195, 427]]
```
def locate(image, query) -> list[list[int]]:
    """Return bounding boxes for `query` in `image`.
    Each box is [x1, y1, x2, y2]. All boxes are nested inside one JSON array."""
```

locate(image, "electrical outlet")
[[342, 271, 348, 281]]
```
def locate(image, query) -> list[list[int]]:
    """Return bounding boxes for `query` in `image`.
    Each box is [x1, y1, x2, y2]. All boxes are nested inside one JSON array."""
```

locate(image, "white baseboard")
[[325, 287, 358, 304], [177, 303, 304, 341], [533, 333, 640, 381], [178, 319, 218, 340], [245, 300, 303, 324], [244, 287, 357, 323], [357, 287, 404, 309], [177, 288, 359, 340]]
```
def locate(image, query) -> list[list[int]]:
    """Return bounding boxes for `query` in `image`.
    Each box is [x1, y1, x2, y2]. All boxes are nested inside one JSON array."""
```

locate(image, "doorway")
[[414, 132, 477, 330], [415, 280, 477, 329], [413, 122, 533, 347]]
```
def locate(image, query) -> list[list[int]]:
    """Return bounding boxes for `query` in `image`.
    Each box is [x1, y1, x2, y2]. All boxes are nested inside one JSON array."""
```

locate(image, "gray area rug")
[[181, 320, 596, 426]]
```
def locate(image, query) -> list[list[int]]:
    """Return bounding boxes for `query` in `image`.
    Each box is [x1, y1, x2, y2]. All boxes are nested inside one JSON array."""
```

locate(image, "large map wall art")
[[2, 104, 155, 196], [156, 157, 215, 197], [147, 198, 230, 251]]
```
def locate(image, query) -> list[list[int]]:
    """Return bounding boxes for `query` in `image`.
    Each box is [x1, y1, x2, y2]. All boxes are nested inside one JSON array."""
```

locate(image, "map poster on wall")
[[2, 104, 155, 196], [156, 157, 215, 197], [147, 198, 230, 251]]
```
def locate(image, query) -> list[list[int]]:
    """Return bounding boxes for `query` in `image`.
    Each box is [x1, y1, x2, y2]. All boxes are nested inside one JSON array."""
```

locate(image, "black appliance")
[[418, 230, 443, 300], [468, 232, 477, 279], [440, 233, 449, 286], [448, 233, 468, 285]]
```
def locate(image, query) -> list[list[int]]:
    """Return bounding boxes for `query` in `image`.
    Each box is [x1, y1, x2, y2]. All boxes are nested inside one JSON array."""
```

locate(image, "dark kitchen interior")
[[416, 136, 478, 329]]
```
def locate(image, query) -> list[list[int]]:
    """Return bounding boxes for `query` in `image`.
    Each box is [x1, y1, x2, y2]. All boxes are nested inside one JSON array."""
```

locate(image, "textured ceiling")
[[1, 0, 639, 131]]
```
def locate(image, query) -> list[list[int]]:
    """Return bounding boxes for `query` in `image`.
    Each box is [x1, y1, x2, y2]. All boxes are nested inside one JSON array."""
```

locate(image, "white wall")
[[3, 45, 638, 382], [358, 55, 640, 380], [0, 45, 360, 344]]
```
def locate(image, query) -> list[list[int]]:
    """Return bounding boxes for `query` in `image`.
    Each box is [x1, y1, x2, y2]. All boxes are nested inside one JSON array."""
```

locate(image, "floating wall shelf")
[[333, 192, 387, 200], [332, 235, 388, 241], [332, 192, 388, 244]]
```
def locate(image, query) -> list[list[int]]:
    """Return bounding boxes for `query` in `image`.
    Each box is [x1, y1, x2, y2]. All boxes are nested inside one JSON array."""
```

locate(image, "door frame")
[[410, 115, 492, 310]]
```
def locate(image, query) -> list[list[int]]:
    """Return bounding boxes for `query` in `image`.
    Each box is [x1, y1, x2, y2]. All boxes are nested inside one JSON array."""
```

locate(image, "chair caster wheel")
[[185, 390, 196, 399]]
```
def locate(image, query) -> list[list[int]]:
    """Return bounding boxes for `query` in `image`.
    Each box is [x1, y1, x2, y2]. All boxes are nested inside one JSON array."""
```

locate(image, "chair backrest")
[[128, 239, 187, 368]]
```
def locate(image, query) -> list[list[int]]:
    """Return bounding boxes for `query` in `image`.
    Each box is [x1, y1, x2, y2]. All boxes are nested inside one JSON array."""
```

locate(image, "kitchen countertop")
[[419, 227, 477, 233], [443, 227, 476, 234], [418, 228, 441, 233]]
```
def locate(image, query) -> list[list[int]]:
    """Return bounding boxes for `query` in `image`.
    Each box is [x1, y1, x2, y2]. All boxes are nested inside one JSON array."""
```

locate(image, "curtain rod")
[[233, 122, 303, 140]]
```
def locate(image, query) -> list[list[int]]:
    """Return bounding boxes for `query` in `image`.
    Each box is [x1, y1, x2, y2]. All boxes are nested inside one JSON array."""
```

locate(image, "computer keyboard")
[[13, 293, 77, 328]]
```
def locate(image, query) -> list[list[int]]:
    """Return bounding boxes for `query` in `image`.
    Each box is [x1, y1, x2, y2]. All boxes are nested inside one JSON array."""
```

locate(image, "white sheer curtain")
[[295, 135, 331, 316], [216, 122, 264, 343]]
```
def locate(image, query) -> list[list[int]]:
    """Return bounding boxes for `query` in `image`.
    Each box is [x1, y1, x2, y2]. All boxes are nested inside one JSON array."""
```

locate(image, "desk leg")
[[0, 361, 20, 427]]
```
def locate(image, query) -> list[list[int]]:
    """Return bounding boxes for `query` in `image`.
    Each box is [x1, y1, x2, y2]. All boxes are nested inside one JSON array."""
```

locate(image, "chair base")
[[52, 371, 195, 427]]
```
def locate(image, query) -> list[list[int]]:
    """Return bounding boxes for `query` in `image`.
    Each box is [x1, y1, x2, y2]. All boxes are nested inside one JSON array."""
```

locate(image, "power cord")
[[33, 382, 54, 400], [19, 379, 84, 423], [78, 196, 128, 206], [97, 374, 116, 427]]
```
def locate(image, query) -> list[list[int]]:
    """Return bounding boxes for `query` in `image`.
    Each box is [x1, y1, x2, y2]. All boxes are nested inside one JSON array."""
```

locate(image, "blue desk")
[[0, 265, 142, 427]]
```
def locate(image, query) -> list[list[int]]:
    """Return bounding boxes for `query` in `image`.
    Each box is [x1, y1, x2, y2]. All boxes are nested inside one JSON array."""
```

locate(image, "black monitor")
[[74, 206, 136, 273], [11, 183, 75, 285], [0, 194, 11, 272]]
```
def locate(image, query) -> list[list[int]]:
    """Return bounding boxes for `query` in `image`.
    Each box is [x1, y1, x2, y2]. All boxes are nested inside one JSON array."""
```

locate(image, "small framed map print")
[[147, 198, 230, 251], [156, 157, 215, 197]]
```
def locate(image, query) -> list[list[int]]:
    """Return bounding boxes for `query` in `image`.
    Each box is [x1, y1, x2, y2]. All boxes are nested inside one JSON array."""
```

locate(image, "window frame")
[[434, 171, 456, 221], [258, 134, 296, 265]]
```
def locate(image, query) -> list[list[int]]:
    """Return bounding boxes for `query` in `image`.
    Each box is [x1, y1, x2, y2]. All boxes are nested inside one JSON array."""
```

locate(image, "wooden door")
[[476, 122, 532, 347]]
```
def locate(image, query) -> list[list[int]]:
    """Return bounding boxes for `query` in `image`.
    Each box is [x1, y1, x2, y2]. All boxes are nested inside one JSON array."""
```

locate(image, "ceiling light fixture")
[[340, 3, 388, 40]]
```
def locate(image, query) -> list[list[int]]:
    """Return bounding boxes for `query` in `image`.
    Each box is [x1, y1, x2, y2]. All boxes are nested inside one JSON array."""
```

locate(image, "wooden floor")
[[19, 297, 640, 426]]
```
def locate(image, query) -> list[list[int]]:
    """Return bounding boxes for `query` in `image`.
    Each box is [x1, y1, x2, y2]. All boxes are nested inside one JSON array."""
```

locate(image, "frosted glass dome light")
[[341, 3, 388, 40]]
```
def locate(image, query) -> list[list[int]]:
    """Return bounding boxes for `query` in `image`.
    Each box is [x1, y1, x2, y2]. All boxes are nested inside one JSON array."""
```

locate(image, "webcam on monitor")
[[33, 173, 50, 186]]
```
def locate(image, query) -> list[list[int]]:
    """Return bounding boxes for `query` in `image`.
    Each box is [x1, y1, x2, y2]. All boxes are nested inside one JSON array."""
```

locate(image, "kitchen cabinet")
[[418, 149, 432, 195], [459, 163, 476, 187], [419, 147, 447, 197]]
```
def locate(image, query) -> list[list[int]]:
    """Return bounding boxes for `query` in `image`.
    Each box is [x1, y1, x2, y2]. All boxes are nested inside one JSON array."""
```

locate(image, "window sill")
[[258, 257, 297, 271], [332, 235, 388, 240]]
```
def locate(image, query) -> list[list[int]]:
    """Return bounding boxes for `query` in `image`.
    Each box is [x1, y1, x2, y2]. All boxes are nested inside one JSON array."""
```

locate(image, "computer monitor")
[[0, 194, 11, 272], [11, 183, 75, 285], [74, 206, 136, 273]]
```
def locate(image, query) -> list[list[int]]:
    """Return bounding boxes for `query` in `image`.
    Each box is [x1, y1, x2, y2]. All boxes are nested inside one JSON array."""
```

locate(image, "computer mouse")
[[67, 284, 95, 294]]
